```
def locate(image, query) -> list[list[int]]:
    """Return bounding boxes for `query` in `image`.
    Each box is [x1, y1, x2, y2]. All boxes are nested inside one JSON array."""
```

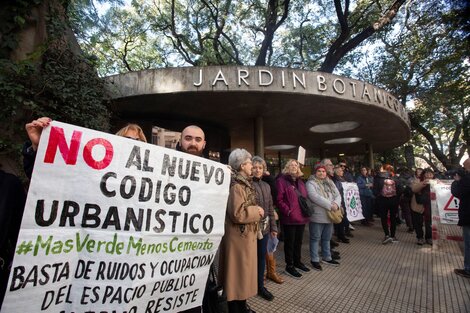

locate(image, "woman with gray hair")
[[218, 149, 264, 313], [252, 156, 278, 301]]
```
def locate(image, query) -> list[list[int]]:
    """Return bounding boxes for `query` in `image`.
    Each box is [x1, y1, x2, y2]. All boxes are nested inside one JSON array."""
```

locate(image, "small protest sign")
[[341, 182, 364, 222], [297, 146, 306, 165]]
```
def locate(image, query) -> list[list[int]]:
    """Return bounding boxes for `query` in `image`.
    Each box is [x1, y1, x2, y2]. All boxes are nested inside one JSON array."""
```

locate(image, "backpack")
[[381, 178, 397, 197]]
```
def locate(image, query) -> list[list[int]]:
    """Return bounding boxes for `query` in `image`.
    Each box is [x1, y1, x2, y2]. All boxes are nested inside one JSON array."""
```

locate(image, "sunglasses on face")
[[125, 136, 141, 141]]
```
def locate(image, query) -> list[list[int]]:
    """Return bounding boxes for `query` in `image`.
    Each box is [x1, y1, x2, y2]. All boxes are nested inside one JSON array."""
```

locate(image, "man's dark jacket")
[[451, 172, 470, 226]]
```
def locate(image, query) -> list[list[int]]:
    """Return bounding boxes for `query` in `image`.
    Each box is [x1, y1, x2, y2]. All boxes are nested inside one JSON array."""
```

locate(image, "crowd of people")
[[1, 117, 469, 313], [219, 154, 469, 313]]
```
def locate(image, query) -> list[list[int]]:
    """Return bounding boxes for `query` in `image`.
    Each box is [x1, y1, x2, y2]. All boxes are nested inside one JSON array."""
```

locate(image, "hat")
[[314, 163, 326, 172]]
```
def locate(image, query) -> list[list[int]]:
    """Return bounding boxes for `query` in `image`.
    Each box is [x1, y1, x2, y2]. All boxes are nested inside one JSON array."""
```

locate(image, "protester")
[[259, 170, 284, 285], [115, 123, 147, 142], [397, 167, 414, 233], [0, 170, 26, 308], [339, 160, 354, 182], [356, 166, 374, 226], [306, 164, 342, 271], [332, 164, 351, 243], [178, 125, 206, 156], [276, 159, 310, 278], [373, 164, 402, 244], [177, 125, 206, 313], [411, 168, 434, 245], [451, 159, 470, 279], [320, 159, 341, 258], [218, 149, 263, 313], [414, 168, 424, 181], [252, 156, 278, 301]]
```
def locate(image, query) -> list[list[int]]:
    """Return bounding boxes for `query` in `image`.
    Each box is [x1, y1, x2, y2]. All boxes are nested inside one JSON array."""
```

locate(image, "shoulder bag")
[[411, 194, 425, 214], [293, 186, 315, 217], [202, 264, 228, 313], [327, 207, 344, 224]]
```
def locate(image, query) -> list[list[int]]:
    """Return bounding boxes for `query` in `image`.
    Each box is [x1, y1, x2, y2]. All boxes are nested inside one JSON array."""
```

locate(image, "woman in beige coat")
[[218, 148, 264, 313]]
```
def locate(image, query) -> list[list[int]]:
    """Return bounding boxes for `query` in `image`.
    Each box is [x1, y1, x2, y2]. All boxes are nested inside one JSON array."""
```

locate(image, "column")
[[366, 143, 374, 169], [254, 116, 264, 157]]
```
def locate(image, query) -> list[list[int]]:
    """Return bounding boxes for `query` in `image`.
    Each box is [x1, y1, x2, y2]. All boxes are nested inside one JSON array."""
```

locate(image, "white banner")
[[341, 182, 364, 222], [2, 121, 230, 313], [432, 180, 459, 225]]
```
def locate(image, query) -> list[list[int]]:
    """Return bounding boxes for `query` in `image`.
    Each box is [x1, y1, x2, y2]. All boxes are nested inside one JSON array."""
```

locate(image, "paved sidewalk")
[[248, 221, 470, 313]]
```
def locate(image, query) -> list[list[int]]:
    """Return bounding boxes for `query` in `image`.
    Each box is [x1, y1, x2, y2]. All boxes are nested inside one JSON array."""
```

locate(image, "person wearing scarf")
[[251, 156, 279, 301], [306, 164, 342, 271], [218, 149, 263, 313]]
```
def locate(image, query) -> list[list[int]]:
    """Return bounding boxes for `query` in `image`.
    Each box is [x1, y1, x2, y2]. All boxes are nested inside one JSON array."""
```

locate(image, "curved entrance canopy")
[[107, 66, 410, 157]]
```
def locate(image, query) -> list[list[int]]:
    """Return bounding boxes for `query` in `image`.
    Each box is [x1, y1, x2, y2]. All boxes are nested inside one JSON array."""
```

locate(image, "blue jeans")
[[463, 226, 470, 272], [309, 222, 333, 263]]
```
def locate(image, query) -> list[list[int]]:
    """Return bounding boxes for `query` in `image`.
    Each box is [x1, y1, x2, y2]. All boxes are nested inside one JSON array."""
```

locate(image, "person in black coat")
[[451, 158, 470, 278], [0, 170, 26, 309], [332, 165, 351, 244], [373, 164, 403, 245], [252, 156, 278, 301]]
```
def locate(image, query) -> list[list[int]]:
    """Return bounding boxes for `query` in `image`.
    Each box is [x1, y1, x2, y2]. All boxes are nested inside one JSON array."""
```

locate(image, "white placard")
[[341, 182, 364, 222], [297, 146, 306, 165], [2, 121, 230, 312], [431, 180, 459, 224]]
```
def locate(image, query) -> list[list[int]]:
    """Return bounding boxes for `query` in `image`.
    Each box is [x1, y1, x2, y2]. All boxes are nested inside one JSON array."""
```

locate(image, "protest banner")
[[431, 180, 459, 225], [341, 182, 364, 222], [2, 121, 230, 313]]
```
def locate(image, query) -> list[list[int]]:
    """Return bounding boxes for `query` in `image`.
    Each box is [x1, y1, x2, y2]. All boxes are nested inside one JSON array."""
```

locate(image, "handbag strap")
[[209, 263, 217, 282], [293, 188, 302, 197], [290, 181, 302, 197]]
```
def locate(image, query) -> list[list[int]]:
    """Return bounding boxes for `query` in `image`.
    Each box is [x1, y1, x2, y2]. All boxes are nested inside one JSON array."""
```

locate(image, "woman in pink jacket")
[[276, 159, 310, 278]]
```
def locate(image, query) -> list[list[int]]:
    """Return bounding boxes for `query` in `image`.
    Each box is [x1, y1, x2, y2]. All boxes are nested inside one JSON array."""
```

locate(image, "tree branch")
[[320, 0, 406, 73], [415, 154, 439, 172], [410, 113, 449, 168], [255, 0, 290, 66]]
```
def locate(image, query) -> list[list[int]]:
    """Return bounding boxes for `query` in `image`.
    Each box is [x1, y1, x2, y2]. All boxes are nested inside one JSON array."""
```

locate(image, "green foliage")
[[68, 0, 409, 72], [51, 0, 468, 169], [0, 0, 43, 57], [0, 0, 110, 173], [354, 0, 469, 170]]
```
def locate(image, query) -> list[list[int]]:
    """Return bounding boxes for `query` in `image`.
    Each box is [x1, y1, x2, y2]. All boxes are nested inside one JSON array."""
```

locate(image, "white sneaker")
[[382, 236, 393, 245], [349, 224, 355, 230]]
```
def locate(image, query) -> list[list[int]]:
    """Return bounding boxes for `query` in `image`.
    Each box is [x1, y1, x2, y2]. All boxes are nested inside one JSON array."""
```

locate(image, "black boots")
[[258, 287, 274, 301]]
